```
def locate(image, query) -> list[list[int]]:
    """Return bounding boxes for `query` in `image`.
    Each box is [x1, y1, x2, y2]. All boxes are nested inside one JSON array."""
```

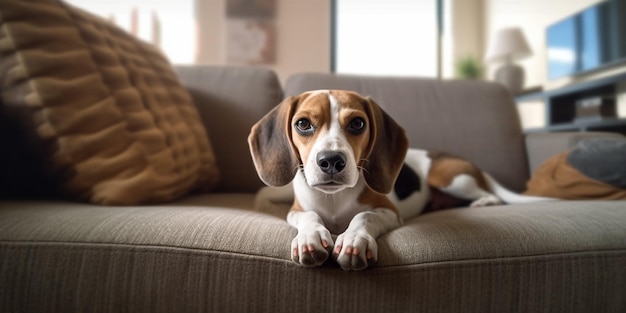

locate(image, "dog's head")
[[248, 90, 408, 194]]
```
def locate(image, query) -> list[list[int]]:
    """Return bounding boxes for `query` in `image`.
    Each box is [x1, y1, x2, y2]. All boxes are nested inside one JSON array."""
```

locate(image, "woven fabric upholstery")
[[0, 0, 219, 204], [175, 66, 284, 193], [1, 197, 625, 312], [2, 245, 623, 313]]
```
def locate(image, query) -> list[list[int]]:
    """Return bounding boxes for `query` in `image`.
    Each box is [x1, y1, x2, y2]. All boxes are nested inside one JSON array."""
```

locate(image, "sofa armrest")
[[525, 131, 624, 174]]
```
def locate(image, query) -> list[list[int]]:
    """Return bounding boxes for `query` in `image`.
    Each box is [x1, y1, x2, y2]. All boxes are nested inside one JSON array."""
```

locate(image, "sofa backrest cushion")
[[175, 66, 284, 193], [284, 73, 529, 191], [0, 0, 219, 204]]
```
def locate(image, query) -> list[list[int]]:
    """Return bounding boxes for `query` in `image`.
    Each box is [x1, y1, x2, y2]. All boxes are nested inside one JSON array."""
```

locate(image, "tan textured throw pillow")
[[0, 0, 219, 204]]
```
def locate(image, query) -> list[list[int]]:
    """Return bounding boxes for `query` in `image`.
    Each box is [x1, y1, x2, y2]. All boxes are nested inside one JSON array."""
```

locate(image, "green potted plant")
[[455, 55, 483, 80]]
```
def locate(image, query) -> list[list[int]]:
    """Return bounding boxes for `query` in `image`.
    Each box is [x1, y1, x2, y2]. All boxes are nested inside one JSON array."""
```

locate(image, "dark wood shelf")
[[525, 118, 626, 133], [516, 72, 626, 135]]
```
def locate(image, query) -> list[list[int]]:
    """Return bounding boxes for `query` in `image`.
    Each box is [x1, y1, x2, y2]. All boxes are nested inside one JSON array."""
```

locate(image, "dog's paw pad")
[[333, 232, 377, 271], [291, 232, 333, 267], [293, 242, 331, 266], [298, 248, 329, 267]]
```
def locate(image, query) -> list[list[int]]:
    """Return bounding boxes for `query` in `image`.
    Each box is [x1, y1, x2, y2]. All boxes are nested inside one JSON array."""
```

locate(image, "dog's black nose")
[[317, 152, 346, 175]]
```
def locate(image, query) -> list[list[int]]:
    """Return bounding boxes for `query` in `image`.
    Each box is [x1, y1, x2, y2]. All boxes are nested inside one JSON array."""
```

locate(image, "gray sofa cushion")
[[5, 197, 624, 265], [2, 197, 625, 312], [175, 66, 284, 193]]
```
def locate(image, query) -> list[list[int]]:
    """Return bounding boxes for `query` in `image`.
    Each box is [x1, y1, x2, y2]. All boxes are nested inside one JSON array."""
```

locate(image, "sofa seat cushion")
[[1, 197, 625, 266], [2, 198, 625, 312], [0, 195, 292, 260], [0, 0, 219, 204]]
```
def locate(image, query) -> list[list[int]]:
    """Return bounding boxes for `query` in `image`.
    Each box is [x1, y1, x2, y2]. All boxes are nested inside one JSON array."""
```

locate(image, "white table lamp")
[[485, 27, 532, 94]]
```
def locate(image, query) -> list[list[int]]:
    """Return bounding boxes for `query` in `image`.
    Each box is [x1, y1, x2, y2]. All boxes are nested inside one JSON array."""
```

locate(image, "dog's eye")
[[348, 117, 366, 134], [295, 118, 314, 135]]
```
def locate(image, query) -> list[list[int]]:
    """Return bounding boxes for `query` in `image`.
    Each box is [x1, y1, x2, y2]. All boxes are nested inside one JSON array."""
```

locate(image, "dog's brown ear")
[[362, 97, 409, 194], [248, 96, 300, 186]]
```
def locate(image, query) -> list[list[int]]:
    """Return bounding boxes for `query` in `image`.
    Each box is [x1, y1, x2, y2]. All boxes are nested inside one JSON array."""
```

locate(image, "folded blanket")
[[525, 138, 626, 200]]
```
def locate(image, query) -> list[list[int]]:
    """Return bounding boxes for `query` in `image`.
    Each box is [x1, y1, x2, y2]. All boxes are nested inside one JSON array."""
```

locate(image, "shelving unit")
[[517, 72, 626, 135]]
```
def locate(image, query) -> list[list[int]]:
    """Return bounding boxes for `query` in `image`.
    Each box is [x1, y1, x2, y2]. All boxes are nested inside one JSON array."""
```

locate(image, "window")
[[332, 0, 441, 77], [64, 0, 195, 64]]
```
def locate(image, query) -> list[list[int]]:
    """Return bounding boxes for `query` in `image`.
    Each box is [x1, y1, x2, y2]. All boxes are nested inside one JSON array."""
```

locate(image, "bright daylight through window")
[[333, 0, 438, 77]]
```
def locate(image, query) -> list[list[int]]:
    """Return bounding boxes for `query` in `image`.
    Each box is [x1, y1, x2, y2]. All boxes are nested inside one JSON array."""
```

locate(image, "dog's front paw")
[[333, 231, 377, 271], [291, 227, 334, 267]]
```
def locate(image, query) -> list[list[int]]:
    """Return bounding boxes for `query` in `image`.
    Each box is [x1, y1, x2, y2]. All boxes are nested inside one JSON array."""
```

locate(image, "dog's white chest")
[[293, 172, 369, 234]]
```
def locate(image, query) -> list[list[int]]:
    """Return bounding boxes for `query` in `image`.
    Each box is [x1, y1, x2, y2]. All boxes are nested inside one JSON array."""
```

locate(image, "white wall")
[[446, 0, 485, 79], [196, 0, 330, 84]]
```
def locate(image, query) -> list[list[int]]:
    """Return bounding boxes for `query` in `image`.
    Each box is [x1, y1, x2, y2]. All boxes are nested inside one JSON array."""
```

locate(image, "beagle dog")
[[248, 90, 552, 271]]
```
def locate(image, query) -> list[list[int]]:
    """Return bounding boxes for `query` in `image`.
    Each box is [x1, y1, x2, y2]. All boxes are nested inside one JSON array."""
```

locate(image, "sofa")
[[1, 64, 625, 312]]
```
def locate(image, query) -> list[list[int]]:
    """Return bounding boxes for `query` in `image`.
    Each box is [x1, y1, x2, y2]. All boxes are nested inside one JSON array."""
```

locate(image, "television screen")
[[547, 0, 626, 80]]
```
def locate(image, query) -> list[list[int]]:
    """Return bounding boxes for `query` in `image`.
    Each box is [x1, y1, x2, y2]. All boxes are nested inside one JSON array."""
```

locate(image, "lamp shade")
[[485, 27, 532, 63]]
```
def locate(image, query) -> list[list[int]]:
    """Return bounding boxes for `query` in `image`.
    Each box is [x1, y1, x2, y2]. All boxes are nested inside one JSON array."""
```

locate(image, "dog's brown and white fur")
[[248, 90, 552, 271]]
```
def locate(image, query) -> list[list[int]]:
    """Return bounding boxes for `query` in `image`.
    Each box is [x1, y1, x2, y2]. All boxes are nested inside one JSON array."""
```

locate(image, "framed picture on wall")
[[226, 0, 276, 18], [226, 19, 275, 65]]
